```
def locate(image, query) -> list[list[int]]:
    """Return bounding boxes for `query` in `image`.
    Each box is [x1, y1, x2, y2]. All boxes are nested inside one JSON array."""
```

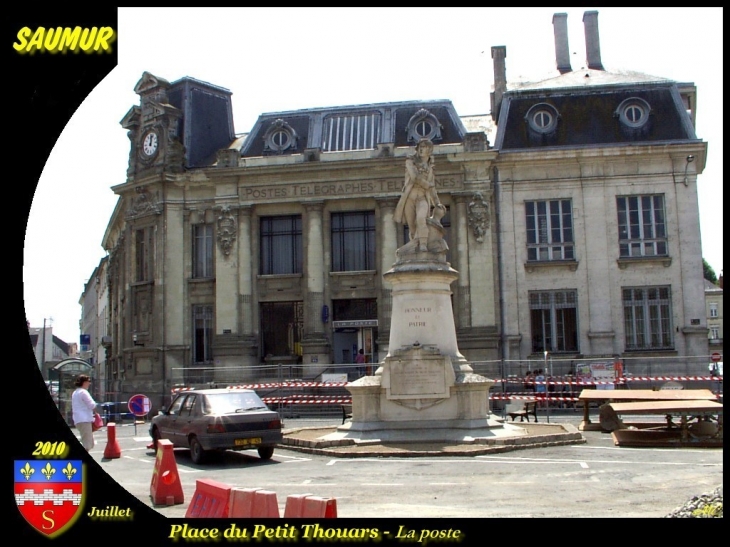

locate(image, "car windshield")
[[203, 392, 268, 414]]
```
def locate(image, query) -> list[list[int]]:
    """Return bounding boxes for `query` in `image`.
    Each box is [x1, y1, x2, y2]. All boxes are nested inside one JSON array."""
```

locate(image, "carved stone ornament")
[[216, 206, 237, 257], [125, 187, 162, 218], [467, 192, 490, 243]]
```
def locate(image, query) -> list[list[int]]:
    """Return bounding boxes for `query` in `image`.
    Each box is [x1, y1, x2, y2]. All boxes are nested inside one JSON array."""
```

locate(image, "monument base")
[[323, 371, 529, 444]]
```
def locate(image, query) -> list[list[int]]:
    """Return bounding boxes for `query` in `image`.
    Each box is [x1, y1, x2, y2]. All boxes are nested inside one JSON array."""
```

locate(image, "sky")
[[22, 7, 723, 346]]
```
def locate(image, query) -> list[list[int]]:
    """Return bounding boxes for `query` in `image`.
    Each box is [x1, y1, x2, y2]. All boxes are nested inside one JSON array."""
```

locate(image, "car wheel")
[[151, 427, 161, 451], [257, 446, 274, 460], [189, 436, 207, 464]]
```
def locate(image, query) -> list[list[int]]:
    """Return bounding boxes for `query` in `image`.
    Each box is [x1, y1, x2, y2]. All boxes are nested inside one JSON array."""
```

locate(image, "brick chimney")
[[490, 46, 507, 123], [583, 10, 604, 70], [553, 13, 572, 74]]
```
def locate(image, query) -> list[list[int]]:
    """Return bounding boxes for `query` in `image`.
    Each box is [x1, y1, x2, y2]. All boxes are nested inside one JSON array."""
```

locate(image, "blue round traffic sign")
[[128, 394, 151, 416]]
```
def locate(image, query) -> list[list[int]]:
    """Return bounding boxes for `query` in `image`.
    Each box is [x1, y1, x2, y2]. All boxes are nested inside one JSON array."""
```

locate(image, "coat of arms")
[[15, 460, 84, 537]]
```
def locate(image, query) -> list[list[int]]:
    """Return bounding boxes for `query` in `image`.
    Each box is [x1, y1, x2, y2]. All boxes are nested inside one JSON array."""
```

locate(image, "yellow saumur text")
[[13, 27, 116, 54]]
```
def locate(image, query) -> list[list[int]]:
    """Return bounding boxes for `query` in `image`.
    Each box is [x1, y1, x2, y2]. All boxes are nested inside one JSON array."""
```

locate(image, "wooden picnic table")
[[607, 399, 723, 443], [577, 388, 718, 431]]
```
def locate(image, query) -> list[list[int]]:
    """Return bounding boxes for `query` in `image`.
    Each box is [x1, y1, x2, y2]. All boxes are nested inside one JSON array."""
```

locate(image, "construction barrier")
[[185, 478, 231, 518], [229, 487, 280, 518], [150, 439, 184, 506], [103, 422, 121, 459], [284, 494, 337, 518]]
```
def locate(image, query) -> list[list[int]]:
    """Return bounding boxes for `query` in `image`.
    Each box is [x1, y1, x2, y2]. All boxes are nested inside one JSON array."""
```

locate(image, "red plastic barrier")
[[149, 439, 184, 506], [284, 494, 337, 518], [283, 493, 313, 518], [228, 487, 280, 518], [103, 422, 121, 459], [185, 478, 231, 517]]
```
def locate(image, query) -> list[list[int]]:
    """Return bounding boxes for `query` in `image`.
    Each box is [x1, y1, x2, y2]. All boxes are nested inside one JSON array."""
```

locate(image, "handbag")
[[92, 412, 104, 432]]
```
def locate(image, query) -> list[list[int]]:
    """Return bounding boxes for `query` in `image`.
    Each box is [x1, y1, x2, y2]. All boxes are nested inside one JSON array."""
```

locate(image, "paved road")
[[84, 414, 723, 519]]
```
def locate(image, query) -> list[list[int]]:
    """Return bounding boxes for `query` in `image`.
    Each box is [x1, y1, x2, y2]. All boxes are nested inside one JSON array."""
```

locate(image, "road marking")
[[571, 445, 710, 453], [123, 455, 152, 462], [477, 455, 720, 466], [326, 455, 719, 468], [360, 483, 404, 486], [279, 483, 338, 486], [276, 454, 311, 462], [328, 458, 502, 464], [123, 446, 153, 453]]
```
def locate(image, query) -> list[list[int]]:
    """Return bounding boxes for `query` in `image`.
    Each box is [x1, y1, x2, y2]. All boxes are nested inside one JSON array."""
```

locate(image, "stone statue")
[[393, 138, 445, 252]]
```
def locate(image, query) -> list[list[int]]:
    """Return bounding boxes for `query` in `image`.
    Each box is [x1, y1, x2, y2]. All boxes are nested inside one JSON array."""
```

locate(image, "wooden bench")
[[341, 404, 353, 424], [505, 400, 538, 422]]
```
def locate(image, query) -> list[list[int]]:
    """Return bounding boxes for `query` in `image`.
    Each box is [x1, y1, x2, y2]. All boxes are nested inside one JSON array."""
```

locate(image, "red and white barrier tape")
[[171, 375, 720, 396]]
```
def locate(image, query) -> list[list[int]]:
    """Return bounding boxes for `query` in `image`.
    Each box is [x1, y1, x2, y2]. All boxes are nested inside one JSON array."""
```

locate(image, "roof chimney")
[[553, 13, 572, 74], [490, 46, 507, 122], [583, 10, 604, 70]]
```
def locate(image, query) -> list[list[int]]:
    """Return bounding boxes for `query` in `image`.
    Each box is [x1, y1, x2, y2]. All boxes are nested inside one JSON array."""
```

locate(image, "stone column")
[[376, 197, 399, 360], [452, 193, 471, 329], [301, 201, 330, 365]]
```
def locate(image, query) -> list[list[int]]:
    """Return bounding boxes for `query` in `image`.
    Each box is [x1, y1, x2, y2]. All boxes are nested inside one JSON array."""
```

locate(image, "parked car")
[[149, 388, 282, 464]]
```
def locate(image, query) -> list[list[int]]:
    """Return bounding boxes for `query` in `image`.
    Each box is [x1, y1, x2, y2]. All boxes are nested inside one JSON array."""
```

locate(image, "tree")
[[703, 258, 718, 284]]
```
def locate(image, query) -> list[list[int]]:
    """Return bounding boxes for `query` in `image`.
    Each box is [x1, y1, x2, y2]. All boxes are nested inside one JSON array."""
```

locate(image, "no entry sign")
[[711, 352, 722, 362]]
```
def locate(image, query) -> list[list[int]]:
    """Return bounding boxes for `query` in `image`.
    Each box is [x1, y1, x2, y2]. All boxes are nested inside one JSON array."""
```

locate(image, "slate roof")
[[240, 100, 468, 158], [495, 68, 697, 151]]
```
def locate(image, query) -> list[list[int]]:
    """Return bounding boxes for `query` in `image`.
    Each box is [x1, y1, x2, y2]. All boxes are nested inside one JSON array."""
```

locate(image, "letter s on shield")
[[15, 460, 85, 537]]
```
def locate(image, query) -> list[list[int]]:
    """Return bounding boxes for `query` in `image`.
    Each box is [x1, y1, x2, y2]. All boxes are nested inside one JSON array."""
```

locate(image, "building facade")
[[100, 11, 709, 408], [705, 276, 723, 357], [28, 323, 71, 380], [79, 256, 110, 402]]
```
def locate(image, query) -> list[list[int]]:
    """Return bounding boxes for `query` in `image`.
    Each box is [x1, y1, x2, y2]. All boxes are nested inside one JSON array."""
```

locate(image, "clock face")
[[142, 131, 159, 156]]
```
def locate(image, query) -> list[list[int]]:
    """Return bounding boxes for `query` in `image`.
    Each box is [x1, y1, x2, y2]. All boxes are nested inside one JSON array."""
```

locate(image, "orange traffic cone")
[[103, 422, 122, 459]]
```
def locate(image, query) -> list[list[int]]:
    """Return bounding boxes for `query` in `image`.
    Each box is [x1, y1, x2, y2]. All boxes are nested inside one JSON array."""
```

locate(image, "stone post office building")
[[101, 12, 709, 407]]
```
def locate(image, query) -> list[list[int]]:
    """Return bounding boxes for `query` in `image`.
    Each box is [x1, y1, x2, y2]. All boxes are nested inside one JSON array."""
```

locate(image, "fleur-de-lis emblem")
[[20, 462, 35, 481], [41, 462, 56, 480], [62, 462, 77, 480]]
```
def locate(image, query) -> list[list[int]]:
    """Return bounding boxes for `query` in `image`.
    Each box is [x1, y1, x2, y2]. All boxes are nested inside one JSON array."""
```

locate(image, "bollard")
[[103, 422, 122, 459]]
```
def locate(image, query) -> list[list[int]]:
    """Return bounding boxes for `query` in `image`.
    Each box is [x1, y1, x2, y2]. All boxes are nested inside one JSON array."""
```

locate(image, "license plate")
[[234, 437, 262, 447]]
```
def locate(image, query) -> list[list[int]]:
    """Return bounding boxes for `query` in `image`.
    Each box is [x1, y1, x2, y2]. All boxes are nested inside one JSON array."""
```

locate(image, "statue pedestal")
[[324, 255, 517, 444]]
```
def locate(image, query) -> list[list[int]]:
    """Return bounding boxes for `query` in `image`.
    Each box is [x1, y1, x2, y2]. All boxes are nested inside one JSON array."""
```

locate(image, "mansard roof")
[[495, 69, 698, 151], [240, 99, 469, 158]]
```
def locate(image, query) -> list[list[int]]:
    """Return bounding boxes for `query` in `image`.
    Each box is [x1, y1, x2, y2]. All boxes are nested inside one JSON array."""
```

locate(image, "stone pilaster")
[[238, 207, 254, 338]]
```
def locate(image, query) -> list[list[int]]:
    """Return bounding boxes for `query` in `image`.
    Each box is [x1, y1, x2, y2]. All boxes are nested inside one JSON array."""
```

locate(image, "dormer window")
[[263, 119, 298, 154], [406, 108, 442, 143], [525, 103, 560, 134], [615, 98, 651, 129]]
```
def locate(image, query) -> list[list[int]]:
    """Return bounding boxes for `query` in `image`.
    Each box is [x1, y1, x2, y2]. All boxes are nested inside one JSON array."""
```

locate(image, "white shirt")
[[72, 387, 96, 424]]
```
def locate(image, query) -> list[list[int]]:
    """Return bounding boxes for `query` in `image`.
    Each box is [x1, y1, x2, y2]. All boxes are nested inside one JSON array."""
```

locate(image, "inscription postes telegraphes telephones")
[[241, 176, 463, 201]]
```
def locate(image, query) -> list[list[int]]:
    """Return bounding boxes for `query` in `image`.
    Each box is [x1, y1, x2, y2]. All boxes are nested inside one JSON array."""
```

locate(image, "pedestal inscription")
[[402, 299, 436, 332], [390, 360, 445, 396], [382, 345, 455, 400]]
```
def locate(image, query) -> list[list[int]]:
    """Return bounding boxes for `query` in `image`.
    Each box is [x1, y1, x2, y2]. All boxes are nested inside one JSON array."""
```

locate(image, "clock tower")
[[121, 71, 184, 180]]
